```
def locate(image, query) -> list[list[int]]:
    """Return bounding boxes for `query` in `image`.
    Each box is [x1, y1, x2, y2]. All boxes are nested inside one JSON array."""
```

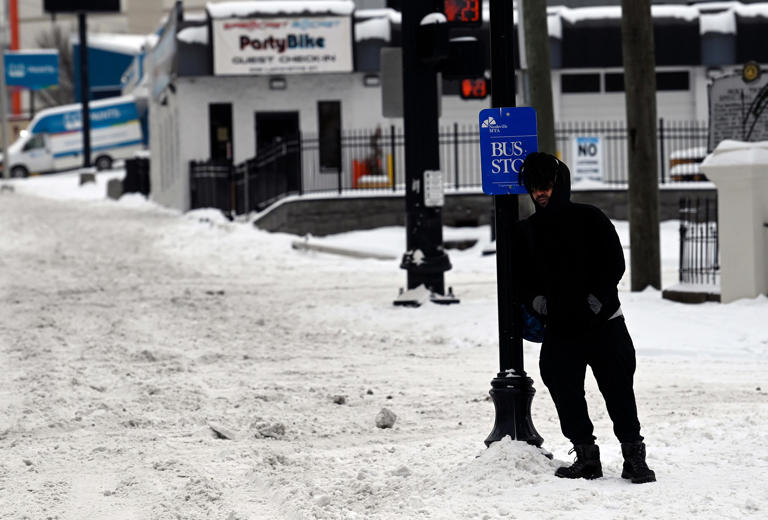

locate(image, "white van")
[[2, 95, 145, 177]]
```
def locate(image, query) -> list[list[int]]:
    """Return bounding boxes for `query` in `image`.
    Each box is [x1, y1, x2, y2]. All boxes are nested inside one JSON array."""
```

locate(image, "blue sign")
[[479, 106, 538, 195], [5, 51, 59, 90]]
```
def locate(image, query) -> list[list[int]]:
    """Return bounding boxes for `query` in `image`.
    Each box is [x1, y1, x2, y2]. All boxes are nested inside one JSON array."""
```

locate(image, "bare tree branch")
[[34, 26, 75, 108]]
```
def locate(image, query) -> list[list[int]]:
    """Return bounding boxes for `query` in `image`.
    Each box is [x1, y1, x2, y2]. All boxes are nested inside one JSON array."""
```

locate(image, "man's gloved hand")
[[532, 295, 547, 316], [587, 293, 602, 315]]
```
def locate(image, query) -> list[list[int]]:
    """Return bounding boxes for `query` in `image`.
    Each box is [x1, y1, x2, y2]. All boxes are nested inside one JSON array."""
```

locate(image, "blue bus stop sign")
[[479, 106, 537, 195]]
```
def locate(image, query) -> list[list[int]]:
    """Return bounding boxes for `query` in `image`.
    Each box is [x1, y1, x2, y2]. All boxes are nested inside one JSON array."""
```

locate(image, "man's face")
[[531, 183, 554, 207]]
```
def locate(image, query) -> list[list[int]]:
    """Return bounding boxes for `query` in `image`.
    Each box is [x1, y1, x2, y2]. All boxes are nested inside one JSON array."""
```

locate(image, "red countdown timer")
[[444, 0, 482, 25], [460, 78, 488, 99]]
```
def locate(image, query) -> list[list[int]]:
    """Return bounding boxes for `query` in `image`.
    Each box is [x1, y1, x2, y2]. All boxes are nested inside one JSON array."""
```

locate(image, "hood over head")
[[519, 152, 571, 213]]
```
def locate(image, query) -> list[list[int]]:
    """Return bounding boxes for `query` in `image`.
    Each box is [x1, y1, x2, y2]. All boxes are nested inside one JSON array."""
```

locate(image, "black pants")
[[539, 316, 643, 445]]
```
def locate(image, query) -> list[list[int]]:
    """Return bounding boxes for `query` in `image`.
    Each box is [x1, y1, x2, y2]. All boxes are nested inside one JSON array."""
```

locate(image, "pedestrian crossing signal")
[[461, 78, 487, 99], [444, 0, 483, 26]]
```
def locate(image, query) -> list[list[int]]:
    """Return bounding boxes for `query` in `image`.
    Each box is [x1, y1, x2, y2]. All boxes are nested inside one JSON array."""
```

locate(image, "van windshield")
[[22, 134, 46, 152]]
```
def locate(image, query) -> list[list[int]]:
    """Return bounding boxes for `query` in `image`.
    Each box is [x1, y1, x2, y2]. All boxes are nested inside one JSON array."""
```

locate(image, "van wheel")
[[10, 165, 28, 178], [94, 155, 113, 171]]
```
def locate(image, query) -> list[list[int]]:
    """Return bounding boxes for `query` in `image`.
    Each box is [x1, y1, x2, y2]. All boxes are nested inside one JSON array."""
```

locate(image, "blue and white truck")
[[2, 95, 146, 177]]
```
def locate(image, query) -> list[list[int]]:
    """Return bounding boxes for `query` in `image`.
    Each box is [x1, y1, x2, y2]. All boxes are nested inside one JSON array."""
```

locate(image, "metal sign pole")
[[484, 0, 543, 448], [0, 20, 9, 180], [78, 11, 91, 168]]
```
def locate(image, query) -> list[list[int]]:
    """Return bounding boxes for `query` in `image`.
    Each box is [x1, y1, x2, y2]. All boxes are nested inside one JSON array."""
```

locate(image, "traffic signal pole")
[[395, 2, 454, 305], [484, 0, 543, 448], [78, 12, 91, 168]]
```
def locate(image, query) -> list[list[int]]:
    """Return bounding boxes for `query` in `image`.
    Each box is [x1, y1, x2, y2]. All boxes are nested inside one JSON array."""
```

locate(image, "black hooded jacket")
[[515, 166, 625, 336]]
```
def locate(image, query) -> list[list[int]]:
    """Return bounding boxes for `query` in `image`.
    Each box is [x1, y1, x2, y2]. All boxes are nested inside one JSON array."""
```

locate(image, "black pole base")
[[392, 285, 460, 307], [485, 371, 544, 448]]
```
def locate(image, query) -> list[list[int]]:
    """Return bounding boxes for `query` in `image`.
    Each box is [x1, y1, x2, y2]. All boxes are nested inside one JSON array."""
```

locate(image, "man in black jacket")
[[516, 152, 655, 484]]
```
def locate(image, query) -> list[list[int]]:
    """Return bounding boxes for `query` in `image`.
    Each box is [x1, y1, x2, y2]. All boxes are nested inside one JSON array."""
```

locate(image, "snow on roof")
[[177, 26, 209, 45], [206, 1, 355, 19], [420, 13, 447, 26], [558, 6, 621, 23], [652, 5, 701, 21], [355, 17, 390, 42], [355, 8, 400, 25], [700, 9, 737, 34], [734, 3, 768, 18], [184, 11, 208, 22], [72, 33, 158, 55], [558, 5, 700, 24], [547, 13, 562, 39], [695, 2, 743, 14]]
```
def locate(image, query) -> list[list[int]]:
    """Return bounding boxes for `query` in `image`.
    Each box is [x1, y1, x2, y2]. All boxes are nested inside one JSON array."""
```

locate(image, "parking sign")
[[479, 107, 538, 195]]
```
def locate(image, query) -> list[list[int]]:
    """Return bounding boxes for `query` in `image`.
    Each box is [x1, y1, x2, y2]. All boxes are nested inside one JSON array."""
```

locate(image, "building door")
[[255, 111, 301, 193], [317, 101, 341, 172], [209, 103, 233, 163], [255, 111, 299, 152]]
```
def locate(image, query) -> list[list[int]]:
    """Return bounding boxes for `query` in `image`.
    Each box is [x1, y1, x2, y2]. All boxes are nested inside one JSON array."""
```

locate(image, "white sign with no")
[[571, 136, 603, 182]]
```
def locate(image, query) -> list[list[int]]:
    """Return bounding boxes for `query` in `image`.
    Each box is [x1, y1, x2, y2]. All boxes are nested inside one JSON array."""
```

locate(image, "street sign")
[[4, 51, 59, 90], [479, 106, 538, 195], [44, 0, 120, 12]]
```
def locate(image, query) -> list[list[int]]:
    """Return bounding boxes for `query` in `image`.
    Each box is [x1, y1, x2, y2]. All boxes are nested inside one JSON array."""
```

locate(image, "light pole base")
[[485, 371, 544, 448]]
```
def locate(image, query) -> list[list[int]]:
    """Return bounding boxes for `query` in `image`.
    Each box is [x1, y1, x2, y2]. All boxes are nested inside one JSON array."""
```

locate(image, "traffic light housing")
[[442, 36, 486, 78]]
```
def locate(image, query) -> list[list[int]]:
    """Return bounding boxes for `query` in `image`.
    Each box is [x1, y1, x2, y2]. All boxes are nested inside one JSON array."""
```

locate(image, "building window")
[[604, 71, 689, 92], [605, 73, 624, 92], [318, 101, 341, 172], [656, 71, 690, 91], [561, 73, 600, 93]]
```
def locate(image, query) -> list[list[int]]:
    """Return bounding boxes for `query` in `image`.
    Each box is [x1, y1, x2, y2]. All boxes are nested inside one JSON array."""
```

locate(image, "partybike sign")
[[212, 17, 354, 75]]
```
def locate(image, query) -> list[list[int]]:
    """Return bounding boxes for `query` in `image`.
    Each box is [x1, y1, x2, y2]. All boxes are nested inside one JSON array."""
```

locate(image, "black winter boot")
[[621, 441, 656, 484], [555, 444, 603, 479]]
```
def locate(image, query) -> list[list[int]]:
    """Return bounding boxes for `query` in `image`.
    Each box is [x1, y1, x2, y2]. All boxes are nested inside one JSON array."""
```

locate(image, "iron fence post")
[[659, 117, 666, 184], [390, 125, 396, 192], [338, 130, 343, 194], [297, 131, 304, 196], [454, 122, 460, 190]]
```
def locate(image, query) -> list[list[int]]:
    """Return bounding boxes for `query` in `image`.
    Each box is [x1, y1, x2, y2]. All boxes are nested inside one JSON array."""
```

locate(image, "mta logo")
[[8, 64, 25, 78], [481, 116, 497, 128]]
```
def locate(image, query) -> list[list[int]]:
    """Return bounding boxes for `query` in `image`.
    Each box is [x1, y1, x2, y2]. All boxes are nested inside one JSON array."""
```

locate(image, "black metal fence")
[[123, 156, 151, 196], [189, 160, 234, 214], [555, 118, 708, 184], [678, 197, 719, 286], [189, 119, 710, 213], [190, 138, 302, 216]]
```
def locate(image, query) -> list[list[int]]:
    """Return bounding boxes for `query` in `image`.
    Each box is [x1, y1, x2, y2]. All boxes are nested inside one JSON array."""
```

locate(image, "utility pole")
[[484, 0, 544, 449], [521, 0, 556, 155], [621, 0, 661, 290]]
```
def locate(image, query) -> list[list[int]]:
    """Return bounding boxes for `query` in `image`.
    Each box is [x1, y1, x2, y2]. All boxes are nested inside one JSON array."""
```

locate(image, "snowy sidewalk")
[[0, 176, 766, 519]]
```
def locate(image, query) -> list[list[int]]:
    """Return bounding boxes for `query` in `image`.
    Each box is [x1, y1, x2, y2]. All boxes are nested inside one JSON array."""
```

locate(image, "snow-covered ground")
[[0, 170, 766, 519]]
